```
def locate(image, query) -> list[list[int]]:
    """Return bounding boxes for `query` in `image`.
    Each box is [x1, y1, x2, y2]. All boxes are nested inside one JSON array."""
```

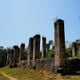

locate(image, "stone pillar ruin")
[[19, 43, 25, 63], [72, 42, 80, 57], [77, 43, 80, 56], [72, 42, 77, 57], [32, 34, 40, 67], [54, 19, 65, 72], [6, 53, 9, 66], [6, 50, 11, 66], [3, 51, 7, 67], [27, 37, 33, 66], [42, 37, 46, 58], [9, 49, 14, 67], [13, 45, 19, 67]]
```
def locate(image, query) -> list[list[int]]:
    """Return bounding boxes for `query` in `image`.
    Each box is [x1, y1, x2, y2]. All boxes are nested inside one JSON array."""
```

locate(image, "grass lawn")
[[0, 67, 55, 80], [0, 67, 80, 80]]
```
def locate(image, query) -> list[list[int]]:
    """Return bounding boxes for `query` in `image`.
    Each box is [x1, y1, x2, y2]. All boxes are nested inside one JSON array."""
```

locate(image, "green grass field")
[[0, 67, 80, 80]]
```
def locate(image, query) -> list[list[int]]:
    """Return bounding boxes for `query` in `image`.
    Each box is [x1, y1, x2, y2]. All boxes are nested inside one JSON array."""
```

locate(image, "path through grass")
[[0, 67, 80, 80], [0, 72, 10, 80]]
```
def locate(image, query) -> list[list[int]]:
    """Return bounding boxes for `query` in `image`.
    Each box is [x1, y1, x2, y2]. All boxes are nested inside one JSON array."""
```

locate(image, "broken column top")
[[29, 37, 33, 41], [33, 34, 40, 38], [13, 45, 19, 49], [21, 43, 25, 48], [42, 36, 46, 39], [29, 37, 33, 44], [54, 19, 64, 26], [56, 19, 64, 22]]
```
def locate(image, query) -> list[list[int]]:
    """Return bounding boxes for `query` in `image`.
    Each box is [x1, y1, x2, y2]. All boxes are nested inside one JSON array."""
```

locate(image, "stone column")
[[72, 42, 77, 57], [46, 43, 50, 52], [77, 43, 80, 56], [19, 43, 25, 62], [6, 52, 9, 66], [54, 19, 65, 72], [3, 51, 7, 66], [13, 45, 19, 67], [42, 37, 46, 58], [9, 49, 14, 67], [6, 50, 11, 66], [32, 34, 40, 67], [29, 37, 33, 60], [27, 37, 33, 66]]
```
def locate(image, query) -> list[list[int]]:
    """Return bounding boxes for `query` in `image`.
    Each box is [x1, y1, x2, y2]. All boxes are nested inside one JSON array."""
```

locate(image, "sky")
[[0, 0, 80, 48]]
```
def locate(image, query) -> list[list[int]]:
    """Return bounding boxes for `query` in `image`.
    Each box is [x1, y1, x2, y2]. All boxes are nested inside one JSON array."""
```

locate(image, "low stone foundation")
[[19, 57, 55, 72], [35, 58, 54, 71]]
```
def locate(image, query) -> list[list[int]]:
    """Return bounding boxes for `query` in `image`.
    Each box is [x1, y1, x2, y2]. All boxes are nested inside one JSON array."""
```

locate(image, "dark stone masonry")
[[19, 43, 25, 62], [1, 18, 79, 74], [72, 42, 77, 57], [27, 37, 33, 66], [9, 49, 14, 67], [29, 37, 33, 60], [72, 42, 80, 57], [42, 37, 46, 58], [13, 45, 20, 67], [17, 19, 67, 73], [54, 19, 66, 72], [32, 34, 40, 67]]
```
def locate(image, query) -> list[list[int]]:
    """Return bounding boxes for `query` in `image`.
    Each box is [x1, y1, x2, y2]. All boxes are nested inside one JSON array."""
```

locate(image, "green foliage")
[[65, 47, 72, 57], [23, 50, 27, 60], [47, 50, 55, 57]]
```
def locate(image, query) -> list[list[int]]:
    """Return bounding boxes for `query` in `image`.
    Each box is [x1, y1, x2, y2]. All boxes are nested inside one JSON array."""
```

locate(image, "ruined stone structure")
[[1, 19, 78, 74], [42, 37, 46, 58], [9, 49, 14, 67], [19, 43, 25, 62], [3, 53, 7, 66], [27, 37, 33, 66], [13, 45, 20, 67], [32, 34, 40, 67], [46, 43, 50, 52], [77, 43, 80, 56], [29, 37, 33, 60], [72, 42, 77, 57], [2, 51, 7, 67], [54, 19, 66, 71], [35, 58, 54, 71], [19, 21, 66, 71], [6, 50, 11, 66], [72, 42, 80, 57], [6, 53, 8, 66]]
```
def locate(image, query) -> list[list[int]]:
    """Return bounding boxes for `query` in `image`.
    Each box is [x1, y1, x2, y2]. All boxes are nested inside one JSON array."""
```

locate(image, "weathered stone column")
[[3, 51, 7, 66], [32, 34, 40, 67], [77, 43, 80, 56], [72, 42, 77, 57], [46, 43, 50, 52], [27, 37, 33, 66], [6, 50, 11, 66], [6, 52, 9, 66], [9, 49, 14, 67], [42, 37, 46, 58], [29, 37, 33, 60], [19, 43, 25, 63], [54, 19, 65, 72], [13, 45, 19, 67]]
